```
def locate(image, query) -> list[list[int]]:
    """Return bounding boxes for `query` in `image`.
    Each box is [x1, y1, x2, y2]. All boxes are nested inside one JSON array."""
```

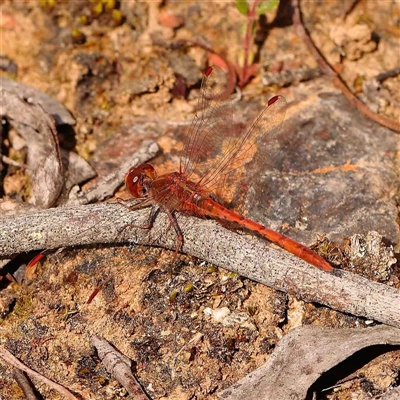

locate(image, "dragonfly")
[[123, 66, 333, 273]]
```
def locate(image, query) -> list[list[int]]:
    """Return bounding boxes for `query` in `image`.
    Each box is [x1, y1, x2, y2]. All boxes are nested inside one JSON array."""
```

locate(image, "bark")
[[1, 203, 400, 328]]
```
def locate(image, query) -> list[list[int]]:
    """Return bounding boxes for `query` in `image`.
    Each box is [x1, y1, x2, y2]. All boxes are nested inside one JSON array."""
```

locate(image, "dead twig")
[[171, 332, 203, 380], [0, 90, 64, 208], [1, 155, 24, 168], [66, 140, 160, 205], [362, 67, 400, 109], [292, 0, 400, 133], [12, 368, 40, 400], [0, 345, 79, 400], [217, 324, 400, 400], [374, 66, 400, 83], [91, 335, 150, 400], [1, 203, 400, 328]]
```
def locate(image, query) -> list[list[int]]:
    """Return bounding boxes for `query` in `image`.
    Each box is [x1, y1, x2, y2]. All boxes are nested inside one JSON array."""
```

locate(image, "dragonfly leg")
[[115, 197, 153, 211], [115, 197, 130, 206], [118, 205, 160, 233], [163, 208, 183, 266]]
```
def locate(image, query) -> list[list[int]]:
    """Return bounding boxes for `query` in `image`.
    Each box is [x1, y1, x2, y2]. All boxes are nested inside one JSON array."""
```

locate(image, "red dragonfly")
[[124, 66, 332, 272]]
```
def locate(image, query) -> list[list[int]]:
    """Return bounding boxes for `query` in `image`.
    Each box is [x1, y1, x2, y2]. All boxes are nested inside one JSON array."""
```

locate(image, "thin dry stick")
[[67, 140, 161, 205], [0, 345, 79, 400], [292, 0, 400, 133], [91, 335, 150, 400], [171, 332, 203, 380], [13, 368, 40, 400], [1, 203, 400, 328], [2, 155, 24, 168], [374, 66, 400, 83]]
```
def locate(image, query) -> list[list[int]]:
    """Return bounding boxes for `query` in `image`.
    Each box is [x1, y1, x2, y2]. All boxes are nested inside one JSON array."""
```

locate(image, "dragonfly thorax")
[[148, 171, 209, 211]]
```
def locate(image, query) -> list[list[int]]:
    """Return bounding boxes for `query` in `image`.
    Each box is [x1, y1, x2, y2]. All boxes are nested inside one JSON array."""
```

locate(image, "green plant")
[[236, 0, 280, 87]]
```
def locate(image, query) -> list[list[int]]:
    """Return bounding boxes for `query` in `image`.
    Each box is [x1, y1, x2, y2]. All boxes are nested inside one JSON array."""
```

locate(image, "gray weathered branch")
[[1, 203, 400, 327]]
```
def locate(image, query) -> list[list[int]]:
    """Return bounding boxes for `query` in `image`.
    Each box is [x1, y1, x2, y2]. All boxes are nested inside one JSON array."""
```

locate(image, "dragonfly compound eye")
[[125, 163, 156, 198]]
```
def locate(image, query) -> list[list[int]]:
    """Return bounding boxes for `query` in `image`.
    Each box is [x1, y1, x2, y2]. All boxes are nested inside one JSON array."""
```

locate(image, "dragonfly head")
[[125, 163, 157, 198]]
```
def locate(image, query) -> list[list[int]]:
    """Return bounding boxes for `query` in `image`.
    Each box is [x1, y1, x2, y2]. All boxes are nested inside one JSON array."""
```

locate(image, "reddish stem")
[[176, 39, 237, 98], [292, 0, 400, 133], [240, 0, 259, 87]]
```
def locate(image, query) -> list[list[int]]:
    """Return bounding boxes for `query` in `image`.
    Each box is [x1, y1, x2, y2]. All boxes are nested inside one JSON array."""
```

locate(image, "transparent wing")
[[180, 66, 287, 199], [180, 65, 235, 179]]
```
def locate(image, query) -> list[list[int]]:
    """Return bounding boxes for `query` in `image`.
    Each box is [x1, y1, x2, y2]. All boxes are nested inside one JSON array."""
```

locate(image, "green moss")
[[71, 28, 86, 44], [93, 2, 103, 16], [206, 265, 217, 274], [184, 282, 194, 293], [39, 0, 57, 7], [354, 75, 366, 90], [72, 27, 82, 38], [104, 0, 116, 10], [169, 289, 178, 302], [77, 15, 89, 26], [111, 9, 123, 25], [13, 295, 33, 319]]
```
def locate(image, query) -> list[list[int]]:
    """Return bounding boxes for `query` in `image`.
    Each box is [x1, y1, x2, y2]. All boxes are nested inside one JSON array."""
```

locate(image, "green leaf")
[[257, 0, 279, 15], [236, 0, 250, 15]]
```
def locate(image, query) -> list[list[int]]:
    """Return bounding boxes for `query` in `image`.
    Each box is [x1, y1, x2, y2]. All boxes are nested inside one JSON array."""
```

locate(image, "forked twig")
[[0, 345, 79, 400], [292, 0, 400, 133]]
